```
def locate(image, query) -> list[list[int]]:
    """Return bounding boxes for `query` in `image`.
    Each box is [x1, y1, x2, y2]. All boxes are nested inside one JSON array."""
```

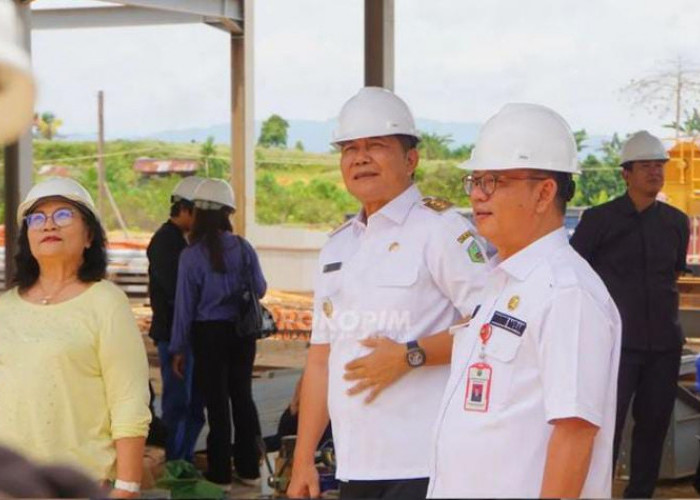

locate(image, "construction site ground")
[[132, 290, 700, 499]]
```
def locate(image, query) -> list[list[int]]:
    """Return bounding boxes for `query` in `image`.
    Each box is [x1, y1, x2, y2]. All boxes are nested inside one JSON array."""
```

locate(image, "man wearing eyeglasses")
[[287, 87, 488, 500], [428, 103, 621, 498], [570, 131, 689, 498]]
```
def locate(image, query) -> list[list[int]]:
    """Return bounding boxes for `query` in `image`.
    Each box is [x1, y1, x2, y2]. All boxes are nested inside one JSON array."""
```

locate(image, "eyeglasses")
[[25, 207, 77, 230], [463, 174, 549, 196]]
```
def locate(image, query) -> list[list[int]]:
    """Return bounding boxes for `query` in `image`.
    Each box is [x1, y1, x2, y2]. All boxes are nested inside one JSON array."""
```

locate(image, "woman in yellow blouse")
[[0, 178, 151, 498]]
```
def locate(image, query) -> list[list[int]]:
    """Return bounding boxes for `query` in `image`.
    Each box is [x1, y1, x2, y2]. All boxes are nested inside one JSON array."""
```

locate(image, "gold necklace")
[[36, 277, 79, 305]]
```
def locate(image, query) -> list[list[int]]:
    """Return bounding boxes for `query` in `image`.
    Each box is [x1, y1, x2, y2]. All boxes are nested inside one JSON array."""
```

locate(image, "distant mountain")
[[62, 118, 481, 153], [61, 118, 612, 159]]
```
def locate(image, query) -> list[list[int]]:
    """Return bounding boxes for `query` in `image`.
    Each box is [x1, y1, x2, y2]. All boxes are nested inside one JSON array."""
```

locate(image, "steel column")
[[230, 0, 253, 237], [4, 3, 33, 287], [364, 0, 394, 89]]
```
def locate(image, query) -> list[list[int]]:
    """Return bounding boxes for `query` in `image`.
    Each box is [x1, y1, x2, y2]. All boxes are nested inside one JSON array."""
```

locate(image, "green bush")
[[256, 172, 358, 228], [1, 140, 482, 232], [415, 161, 470, 206]]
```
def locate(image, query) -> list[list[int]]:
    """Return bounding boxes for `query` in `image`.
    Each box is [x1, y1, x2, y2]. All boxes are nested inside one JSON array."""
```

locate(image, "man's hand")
[[344, 337, 410, 404], [172, 354, 186, 379], [287, 463, 320, 498]]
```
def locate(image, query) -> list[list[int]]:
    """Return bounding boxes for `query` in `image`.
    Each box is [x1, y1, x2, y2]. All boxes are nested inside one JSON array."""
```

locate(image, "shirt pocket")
[[482, 327, 524, 410], [363, 251, 422, 339], [372, 250, 420, 288]]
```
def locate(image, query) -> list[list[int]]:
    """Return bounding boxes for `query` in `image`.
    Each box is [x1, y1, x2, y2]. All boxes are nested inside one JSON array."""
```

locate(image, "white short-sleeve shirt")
[[310, 184, 489, 481], [428, 228, 621, 498]]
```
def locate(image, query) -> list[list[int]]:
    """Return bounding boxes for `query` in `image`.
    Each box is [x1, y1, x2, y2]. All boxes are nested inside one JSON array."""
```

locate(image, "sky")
[[28, 0, 700, 142]]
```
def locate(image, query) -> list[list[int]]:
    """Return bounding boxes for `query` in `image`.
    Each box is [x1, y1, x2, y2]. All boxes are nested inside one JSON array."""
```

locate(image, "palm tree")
[[36, 112, 63, 140], [419, 132, 452, 160], [200, 136, 216, 176], [664, 108, 700, 138]]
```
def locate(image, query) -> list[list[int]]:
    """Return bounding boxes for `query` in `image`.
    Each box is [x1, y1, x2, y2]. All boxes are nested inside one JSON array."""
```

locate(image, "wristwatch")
[[406, 340, 426, 368], [114, 479, 140, 494]]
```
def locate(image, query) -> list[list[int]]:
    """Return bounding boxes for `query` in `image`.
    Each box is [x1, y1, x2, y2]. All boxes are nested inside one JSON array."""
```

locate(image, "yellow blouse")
[[0, 280, 151, 480]]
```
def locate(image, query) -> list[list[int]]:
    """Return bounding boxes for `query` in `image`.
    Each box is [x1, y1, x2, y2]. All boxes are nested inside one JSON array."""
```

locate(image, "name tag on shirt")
[[490, 311, 527, 337], [323, 262, 342, 273], [464, 362, 492, 412]]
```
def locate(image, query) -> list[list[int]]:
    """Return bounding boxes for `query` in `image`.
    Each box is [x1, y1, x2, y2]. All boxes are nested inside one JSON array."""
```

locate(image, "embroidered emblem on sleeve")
[[467, 241, 486, 263]]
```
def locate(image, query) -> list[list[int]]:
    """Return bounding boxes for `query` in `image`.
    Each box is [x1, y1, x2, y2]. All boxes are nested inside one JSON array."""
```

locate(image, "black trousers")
[[339, 478, 428, 500], [613, 347, 681, 498], [192, 321, 261, 483]]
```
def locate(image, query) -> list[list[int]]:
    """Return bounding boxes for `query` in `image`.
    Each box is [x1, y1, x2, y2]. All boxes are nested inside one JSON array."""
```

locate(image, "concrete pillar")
[[364, 0, 394, 90], [4, 3, 34, 287], [230, 0, 253, 237]]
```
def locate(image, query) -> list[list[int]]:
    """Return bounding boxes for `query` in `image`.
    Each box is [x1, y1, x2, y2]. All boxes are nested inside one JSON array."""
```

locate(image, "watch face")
[[407, 349, 426, 367]]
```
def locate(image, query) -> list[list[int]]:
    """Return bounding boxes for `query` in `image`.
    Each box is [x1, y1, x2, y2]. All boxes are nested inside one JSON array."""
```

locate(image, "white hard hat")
[[460, 103, 580, 174], [331, 87, 420, 145], [17, 177, 98, 226], [620, 130, 669, 164], [193, 178, 236, 211], [0, 1, 36, 145], [171, 175, 204, 202]]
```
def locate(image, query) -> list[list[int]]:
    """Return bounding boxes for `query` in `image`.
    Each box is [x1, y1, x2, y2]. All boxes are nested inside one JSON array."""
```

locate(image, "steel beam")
[[112, 0, 242, 21], [207, 17, 243, 35], [364, 0, 394, 89], [33, 6, 210, 30]]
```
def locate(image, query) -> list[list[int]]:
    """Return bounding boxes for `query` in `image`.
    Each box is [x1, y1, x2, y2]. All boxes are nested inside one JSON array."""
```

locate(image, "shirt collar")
[[619, 192, 657, 216], [351, 184, 422, 230], [618, 193, 638, 215], [495, 227, 570, 281], [166, 219, 183, 233]]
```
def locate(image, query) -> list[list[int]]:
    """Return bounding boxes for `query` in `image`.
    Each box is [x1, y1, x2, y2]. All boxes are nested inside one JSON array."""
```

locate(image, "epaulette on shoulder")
[[421, 196, 454, 214], [329, 219, 353, 237]]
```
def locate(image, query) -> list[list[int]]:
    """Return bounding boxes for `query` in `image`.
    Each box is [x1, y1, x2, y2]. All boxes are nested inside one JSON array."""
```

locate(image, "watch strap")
[[406, 340, 419, 350]]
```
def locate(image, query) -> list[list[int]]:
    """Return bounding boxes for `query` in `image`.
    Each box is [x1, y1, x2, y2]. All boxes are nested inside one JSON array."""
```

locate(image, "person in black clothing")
[[570, 130, 689, 498], [147, 176, 206, 462]]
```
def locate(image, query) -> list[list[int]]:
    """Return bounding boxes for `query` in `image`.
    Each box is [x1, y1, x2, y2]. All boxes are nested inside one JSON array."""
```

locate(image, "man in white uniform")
[[287, 87, 489, 499], [429, 103, 621, 498]]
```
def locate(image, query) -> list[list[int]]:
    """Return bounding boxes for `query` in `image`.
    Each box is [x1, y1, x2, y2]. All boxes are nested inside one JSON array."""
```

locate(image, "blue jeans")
[[157, 341, 206, 462]]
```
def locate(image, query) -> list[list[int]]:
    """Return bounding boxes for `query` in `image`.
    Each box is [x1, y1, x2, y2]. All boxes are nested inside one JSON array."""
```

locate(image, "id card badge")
[[464, 362, 492, 412]]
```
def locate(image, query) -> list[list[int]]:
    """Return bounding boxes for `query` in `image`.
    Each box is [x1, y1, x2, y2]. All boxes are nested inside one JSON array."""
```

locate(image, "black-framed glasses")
[[25, 207, 77, 230], [463, 174, 549, 196]]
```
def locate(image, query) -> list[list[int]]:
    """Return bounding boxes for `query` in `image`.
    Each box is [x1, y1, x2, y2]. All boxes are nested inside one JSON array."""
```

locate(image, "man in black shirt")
[[148, 176, 205, 462], [571, 131, 689, 498]]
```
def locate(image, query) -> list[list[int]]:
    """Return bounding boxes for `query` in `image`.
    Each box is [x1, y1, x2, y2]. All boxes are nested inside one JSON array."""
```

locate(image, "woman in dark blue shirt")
[[170, 179, 267, 487]]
